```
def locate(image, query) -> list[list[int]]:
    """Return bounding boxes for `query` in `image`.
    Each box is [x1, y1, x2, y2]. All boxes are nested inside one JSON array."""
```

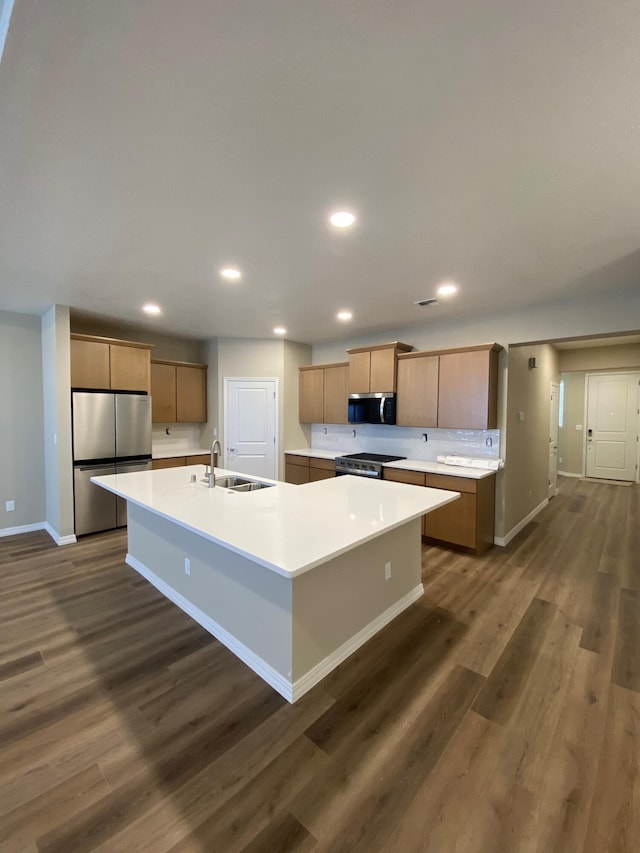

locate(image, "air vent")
[[413, 298, 439, 307]]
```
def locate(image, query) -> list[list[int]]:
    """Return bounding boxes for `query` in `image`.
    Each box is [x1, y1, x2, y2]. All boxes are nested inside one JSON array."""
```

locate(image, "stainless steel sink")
[[201, 475, 273, 491]]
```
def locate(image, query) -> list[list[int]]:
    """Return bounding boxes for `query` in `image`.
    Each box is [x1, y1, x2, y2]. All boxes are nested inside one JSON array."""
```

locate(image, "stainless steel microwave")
[[348, 392, 396, 425]]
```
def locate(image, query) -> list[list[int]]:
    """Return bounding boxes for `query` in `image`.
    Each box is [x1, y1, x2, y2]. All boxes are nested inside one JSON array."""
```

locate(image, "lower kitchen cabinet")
[[285, 454, 311, 484], [383, 468, 496, 555], [285, 453, 336, 483], [152, 454, 209, 471]]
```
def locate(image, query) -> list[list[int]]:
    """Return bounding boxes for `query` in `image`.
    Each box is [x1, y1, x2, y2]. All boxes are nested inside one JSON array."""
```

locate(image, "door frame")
[[223, 377, 280, 479], [548, 381, 559, 498], [583, 370, 640, 482]]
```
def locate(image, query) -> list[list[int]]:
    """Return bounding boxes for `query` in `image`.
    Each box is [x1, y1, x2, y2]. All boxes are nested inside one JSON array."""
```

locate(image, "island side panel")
[[126, 503, 293, 685], [291, 518, 422, 688]]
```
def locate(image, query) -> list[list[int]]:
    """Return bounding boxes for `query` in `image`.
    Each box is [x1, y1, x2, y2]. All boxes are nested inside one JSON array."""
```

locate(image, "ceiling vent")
[[413, 297, 439, 307]]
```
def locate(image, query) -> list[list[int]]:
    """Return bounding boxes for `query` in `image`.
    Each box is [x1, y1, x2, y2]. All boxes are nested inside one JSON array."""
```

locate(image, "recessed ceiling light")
[[220, 267, 242, 280], [437, 282, 458, 297], [273, 326, 287, 335], [337, 310, 353, 322], [142, 303, 161, 315], [329, 211, 356, 228]]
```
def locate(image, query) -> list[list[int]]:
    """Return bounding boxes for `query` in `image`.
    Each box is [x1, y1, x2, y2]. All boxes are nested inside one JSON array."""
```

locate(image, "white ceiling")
[[1, 1, 639, 344]]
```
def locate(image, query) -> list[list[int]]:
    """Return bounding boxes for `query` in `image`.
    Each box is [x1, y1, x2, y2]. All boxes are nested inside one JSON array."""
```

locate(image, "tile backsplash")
[[152, 424, 205, 455], [310, 423, 501, 461]]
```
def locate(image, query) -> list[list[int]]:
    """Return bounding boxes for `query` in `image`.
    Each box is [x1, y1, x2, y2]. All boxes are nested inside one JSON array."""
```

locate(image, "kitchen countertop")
[[152, 448, 211, 460], [285, 448, 498, 480], [93, 464, 459, 578]]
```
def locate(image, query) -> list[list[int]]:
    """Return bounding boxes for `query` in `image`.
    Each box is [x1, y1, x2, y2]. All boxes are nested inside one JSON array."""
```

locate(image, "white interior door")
[[224, 378, 278, 479], [548, 382, 559, 498], [586, 373, 639, 481]]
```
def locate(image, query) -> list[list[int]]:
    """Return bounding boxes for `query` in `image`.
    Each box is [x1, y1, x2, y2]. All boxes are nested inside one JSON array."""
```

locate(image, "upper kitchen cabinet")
[[299, 365, 324, 424], [347, 342, 413, 393], [70, 334, 152, 393], [322, 364, 349, 424], [299, 363, 349, 424], [396, 353, 439, 427], [437, 344, 502, 429], [151, 360, 208, 423]]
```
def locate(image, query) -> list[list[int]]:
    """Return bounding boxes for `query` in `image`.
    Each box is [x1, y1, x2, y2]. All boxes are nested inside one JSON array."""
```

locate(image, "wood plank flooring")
[[0, 476, 638, 852]]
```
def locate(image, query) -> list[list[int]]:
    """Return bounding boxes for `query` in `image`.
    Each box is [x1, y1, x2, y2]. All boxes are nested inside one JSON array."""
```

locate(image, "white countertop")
[[285, 449, 497, 480], [383, 459, 497, 480], [152, 448, 210, 460], [93, 465, 459, 578]]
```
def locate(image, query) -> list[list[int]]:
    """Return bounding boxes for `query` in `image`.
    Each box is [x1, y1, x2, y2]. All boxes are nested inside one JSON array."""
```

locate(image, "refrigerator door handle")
[[77, 463, 116, 472]]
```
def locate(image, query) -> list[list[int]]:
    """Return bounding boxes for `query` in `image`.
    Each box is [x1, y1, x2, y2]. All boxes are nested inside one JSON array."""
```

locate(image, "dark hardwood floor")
[[1, 476, 638, 852]]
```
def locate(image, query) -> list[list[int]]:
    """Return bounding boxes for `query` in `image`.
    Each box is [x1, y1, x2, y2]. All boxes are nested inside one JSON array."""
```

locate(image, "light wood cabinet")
[[153, 454, 210, 471], [285, 453, 311, 484], [284, 453, 336, 483], [186, 454, 209, 466], [396, 342, 501, 430], [383, 466, 496, 555], [347, 342, 413, 393], [152, 457, 185, 470], [70, 334, 152, 393], [299, 366, 324, 424], [322, 364, 349, 424], [299, 362, 349, 424], [436, 345, 500, 429], [396, 354, 439, 427], [151, 360, 208, 423]]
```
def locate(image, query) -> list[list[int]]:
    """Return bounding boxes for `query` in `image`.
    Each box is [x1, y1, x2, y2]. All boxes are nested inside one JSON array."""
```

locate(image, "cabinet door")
[[370, 348, 396, 392], [309, 467, 335, 482], [110, 345, 150, 392], [348, 351, 371, 393], [152, 457, 185, 469], [176, 365, 207, 423], [383, 468, 426, 486], [323, 365, 349, 424], [424, 492, 477, 548], [396, 355, 439, 426], [70, 339, 110, 389], [285, 463, 310, 484], [151, 363, 177, 423], [299, 368, 324, 423], [437, 350, 493, 429]]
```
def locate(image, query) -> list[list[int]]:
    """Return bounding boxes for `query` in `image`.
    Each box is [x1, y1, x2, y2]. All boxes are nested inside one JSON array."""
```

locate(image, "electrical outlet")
[[422, 433, 428, 442], [184, 558, 191, 576], [6, 500, 15, 512], [384, 561, 391, 580]]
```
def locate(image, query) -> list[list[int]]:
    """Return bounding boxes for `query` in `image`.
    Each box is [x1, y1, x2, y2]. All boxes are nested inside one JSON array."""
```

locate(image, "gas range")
[[335, 452, 407, 479]]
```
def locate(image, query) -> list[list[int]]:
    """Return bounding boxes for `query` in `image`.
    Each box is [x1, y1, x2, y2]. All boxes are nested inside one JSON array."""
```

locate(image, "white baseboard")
[[558, 470, 582, 478], [44, 523, 77, 546], [290, 583, 424, 702], [126, 553, 423, 704], [495, 498, 549, 547], [0, 521, 46, 538]]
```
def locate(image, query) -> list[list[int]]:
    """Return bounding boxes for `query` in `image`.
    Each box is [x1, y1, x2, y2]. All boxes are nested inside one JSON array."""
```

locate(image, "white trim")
[[222, 376, 279, 480], [44, 523, 77, 546], [495, 498, 548, 547], [126, 552, 423, 703], [290, 583, 424, 702], [0, 521, 46, 538], [558, 470, 581, 478]]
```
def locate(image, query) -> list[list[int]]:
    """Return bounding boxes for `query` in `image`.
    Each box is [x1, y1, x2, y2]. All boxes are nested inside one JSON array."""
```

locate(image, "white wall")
[[41, 305, 74, 542], [0, 310, 45, 533]]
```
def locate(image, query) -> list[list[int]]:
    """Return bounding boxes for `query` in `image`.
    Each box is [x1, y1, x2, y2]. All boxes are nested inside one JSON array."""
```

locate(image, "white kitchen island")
[[93, 465, 459, 702]]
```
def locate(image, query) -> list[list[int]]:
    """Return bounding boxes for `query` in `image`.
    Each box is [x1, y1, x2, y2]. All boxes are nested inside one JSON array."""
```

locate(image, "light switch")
[[575, 424, 583, 431], [518, 411, 525, 422]]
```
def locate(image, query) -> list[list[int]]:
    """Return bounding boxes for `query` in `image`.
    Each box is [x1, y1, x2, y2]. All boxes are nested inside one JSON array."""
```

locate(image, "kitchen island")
[[93, 465, 459, 701]]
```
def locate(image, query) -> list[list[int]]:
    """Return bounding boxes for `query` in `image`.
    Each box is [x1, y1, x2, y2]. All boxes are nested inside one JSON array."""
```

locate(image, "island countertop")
[[93, 465, 459, 578]]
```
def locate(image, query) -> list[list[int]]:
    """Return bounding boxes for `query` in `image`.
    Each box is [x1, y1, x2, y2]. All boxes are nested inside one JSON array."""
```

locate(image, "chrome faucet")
[[207, 439, 222, 488]]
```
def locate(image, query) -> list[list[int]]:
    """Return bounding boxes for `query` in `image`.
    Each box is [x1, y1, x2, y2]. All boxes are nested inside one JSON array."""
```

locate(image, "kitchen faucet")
[[207, 439, 222, 488]]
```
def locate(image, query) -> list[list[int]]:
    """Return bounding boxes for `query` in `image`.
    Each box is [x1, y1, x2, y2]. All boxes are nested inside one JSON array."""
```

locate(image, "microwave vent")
[[413, 297, 439, 307]]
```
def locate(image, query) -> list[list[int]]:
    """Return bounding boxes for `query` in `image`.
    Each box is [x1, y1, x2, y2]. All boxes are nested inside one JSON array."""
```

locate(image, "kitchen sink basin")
[[201, 475, 273, 491]]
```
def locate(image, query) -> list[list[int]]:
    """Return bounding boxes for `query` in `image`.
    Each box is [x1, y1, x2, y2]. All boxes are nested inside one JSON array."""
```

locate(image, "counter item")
[[72, 391, 152, 535]]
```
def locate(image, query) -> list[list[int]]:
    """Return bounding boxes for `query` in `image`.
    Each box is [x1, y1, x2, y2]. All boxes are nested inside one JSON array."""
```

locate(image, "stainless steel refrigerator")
[[72, 391, 152, 535]]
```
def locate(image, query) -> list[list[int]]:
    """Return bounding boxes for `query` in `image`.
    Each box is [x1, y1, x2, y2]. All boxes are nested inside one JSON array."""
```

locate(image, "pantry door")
[[223, 378, 278, 479], [585, 373, 639, 481]]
